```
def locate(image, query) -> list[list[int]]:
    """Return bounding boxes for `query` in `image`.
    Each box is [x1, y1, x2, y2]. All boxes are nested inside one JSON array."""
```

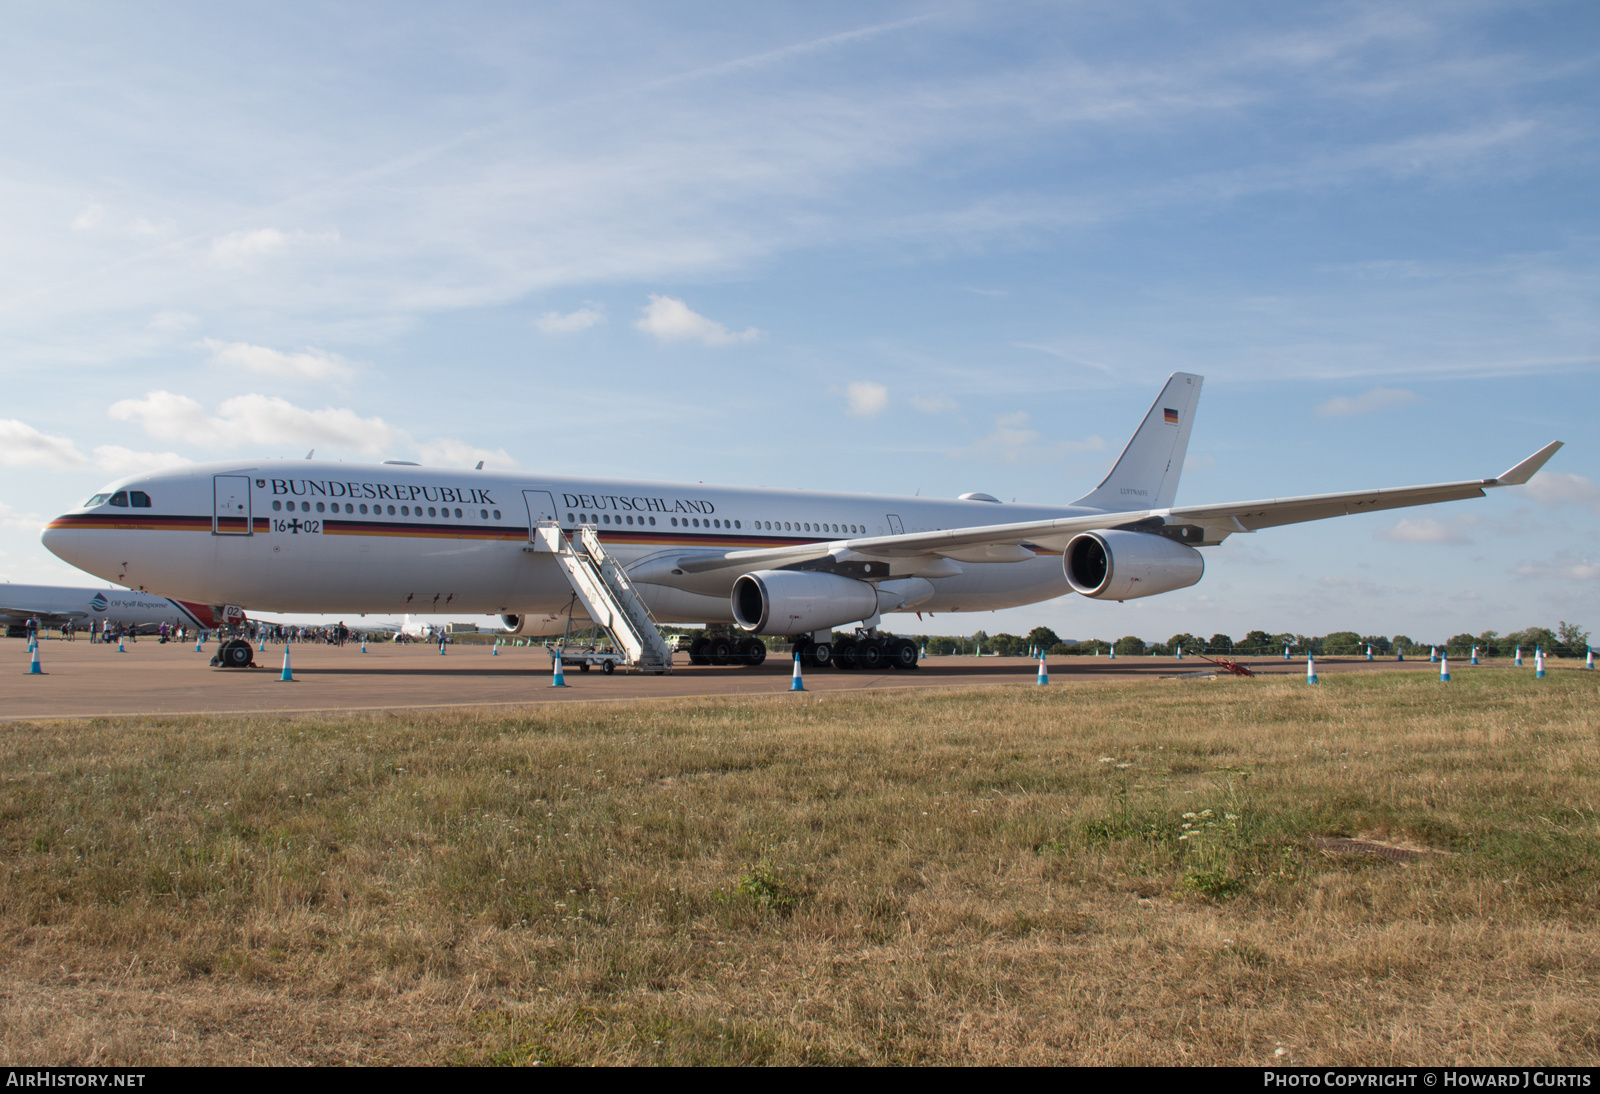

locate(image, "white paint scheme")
[[38, 374, 1563, 637], [0, 584, 229, 633]]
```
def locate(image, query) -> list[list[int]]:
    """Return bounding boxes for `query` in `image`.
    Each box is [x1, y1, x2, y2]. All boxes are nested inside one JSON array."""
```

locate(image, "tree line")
[[913, 622, 1591, 658]]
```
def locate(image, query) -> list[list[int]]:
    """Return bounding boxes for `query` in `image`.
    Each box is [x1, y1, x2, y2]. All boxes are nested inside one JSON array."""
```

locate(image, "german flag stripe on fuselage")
[[44, 513, 1062, 555]]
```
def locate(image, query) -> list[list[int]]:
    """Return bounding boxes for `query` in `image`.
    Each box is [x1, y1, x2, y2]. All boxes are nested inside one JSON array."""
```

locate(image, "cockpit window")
[[109, 491, 129, 507], [84, 493, 110, 508], [130, 491, 152, 508]]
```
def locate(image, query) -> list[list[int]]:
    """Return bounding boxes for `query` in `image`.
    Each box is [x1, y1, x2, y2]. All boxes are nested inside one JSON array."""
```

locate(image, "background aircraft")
[[0, 583, 238, 637]]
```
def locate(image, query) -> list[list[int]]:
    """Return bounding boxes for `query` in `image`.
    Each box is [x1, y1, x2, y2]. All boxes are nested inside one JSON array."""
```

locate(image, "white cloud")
[[90, 446, 192, 474], [202, 339, 356, 382], [1376, 517, 1473, 545], [70, 204, 104, 232], [910, 394, 958, 414], [1515, 554, 1600, 582], [845, 381, 889, 418], [149, 311, 199, 332], [535, 307, 604, 334], [1314, 387, 1421, 418], [0, 420, 88, 469], [952, 412, 1105, 463], [1518, 471, 1600, 515], [209, 228, 339, 267], [414, 438, 518, 471], [108, 391, 405, 456], [634, 295, 759, 346], [0, 501, 45, 531]]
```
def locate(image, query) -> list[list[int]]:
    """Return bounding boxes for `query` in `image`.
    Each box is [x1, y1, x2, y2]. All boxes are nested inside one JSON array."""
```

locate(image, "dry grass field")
[[1, 667, 1596, 1065]]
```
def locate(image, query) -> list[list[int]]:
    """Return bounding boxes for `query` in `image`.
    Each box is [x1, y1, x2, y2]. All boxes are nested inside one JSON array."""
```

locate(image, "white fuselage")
[[42, 460, 1086, 633], [0, 583, 228, 632]]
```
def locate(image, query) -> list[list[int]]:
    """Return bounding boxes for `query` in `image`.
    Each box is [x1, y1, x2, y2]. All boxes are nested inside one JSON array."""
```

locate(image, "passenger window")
[[493, 510, 501, 520], [110, 491, 128, 507], [567, 513, 575, 522], [272, 500, 282, 511], [401, 506, 410, 516], [648, 517, 655, 525], [316, 502, 326, 513], [480, 509, 487, 520]]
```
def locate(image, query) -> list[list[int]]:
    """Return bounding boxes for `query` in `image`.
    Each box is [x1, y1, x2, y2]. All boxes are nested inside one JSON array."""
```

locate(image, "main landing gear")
[[687, 630, 768, 668], [787, 629, 918, 671], [830, 633, 919, 671]]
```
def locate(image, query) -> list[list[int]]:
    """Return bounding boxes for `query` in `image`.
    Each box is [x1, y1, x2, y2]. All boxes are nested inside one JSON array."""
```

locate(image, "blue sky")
[[1, 0, 1596, 643]]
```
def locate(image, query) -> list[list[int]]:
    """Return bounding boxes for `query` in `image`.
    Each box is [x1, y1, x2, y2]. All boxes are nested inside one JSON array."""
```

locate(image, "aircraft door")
[[522, 490, 559, 540], [214, 475, 252, 535], [886, 514, 905, 535]]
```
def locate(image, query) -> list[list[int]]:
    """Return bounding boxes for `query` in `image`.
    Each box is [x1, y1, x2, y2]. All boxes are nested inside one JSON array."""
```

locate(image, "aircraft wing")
[[0, 607, 89, 626], [665, 441, 1562, 577]]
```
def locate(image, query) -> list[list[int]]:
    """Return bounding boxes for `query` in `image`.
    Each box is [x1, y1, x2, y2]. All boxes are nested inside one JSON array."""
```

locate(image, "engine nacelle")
[[732, 570, 880, 635], [499, 612, 578, 637], [1064, 530, 1204, 601]]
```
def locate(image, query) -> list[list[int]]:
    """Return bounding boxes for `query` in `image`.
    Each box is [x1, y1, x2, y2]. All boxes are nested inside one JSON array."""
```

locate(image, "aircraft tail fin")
[[1071, 373, 1202, 512]]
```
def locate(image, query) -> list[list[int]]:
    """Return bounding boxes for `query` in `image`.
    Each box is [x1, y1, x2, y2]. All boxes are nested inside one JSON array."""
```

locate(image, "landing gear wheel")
[[602, 659, 615, 674], [689, 637, 710, 666], [579, 662, 591, 672], [809, 642, 832, 668], [890, 638, 919, 670], [857, 640, 885, 671], [834, 637, 859, 670], [710, 638, 733, 666], [219, 639, 254, 669], [741, 638, 767, 667]]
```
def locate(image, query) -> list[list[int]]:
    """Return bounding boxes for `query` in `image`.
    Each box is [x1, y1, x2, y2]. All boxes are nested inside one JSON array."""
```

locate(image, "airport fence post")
[[790, 651, 806, 692], [1306, 653, 1318, 685]]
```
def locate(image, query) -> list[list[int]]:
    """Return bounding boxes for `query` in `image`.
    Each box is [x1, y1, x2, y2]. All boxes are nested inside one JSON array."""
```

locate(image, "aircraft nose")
[[41, 517, 81, 568]]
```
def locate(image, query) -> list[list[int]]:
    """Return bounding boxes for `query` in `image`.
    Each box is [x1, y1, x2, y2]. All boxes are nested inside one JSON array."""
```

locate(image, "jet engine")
[[499, 612, 580, 637], [1064, 530, 1204, 601], [732, 570, 880, 635]]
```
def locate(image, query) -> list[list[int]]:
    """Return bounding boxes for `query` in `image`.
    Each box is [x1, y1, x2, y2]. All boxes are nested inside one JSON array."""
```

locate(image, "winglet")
[[1494, 441, 1563, 486]]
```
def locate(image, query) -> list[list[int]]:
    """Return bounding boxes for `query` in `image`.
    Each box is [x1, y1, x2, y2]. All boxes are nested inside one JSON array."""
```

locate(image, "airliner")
[[0, 583, 239, 636], [40, 374, 1561, 670]]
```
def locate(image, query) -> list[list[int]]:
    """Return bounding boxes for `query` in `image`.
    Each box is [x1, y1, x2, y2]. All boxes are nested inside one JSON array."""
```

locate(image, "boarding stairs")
[[531, 521, 673, 673]]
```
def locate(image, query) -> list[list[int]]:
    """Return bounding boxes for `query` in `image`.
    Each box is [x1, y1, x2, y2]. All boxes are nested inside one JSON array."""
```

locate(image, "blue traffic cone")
[[492, 641, 498, 656], [790, 651, 806, 691], [1587, 646, 1593, 670], [1471, 646, 1479, 665], [1284, 645, 1291, 661], [1366, 645, 1373, 661], [1440, 655, 1450, 683], [195, 636, 203, 652], [279, 647, 294, 682], [1430, 646, 1437, 663], [1535, 650, 1545, 679], [551, 651, 567, 687], [27, 644, 41, 675], [117, 635, 125, 653], [360, 636, 367, 653], [920, 645, 926, 660], [1108, 646, 1116, 660], [1397, 647, 1404, 661], [1175, 645, 1183, 660], [1514, 646, 1523, 666], [1036, 655, 1049, 686], [1306, 653, 1319, 685], [258, 638, 266, 653]]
